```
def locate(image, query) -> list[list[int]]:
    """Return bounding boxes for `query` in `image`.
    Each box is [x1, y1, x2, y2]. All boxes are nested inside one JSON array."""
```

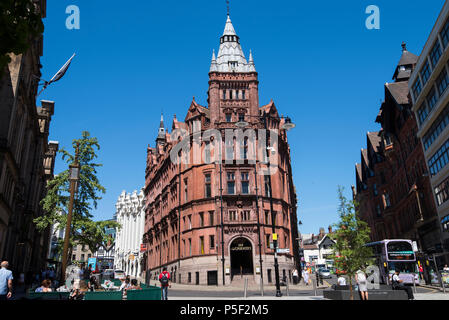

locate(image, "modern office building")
[[114, 189, 145, 278], [410, 1, 449, 263]]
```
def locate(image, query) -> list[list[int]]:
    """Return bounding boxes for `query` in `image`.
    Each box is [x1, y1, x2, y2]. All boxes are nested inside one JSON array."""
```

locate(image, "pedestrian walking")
[[159, 267, 171, 300], [355, 269, 368, 300], [303, 269, 309, 286], [292, 269, 299, 285], [444, 264, 449, 272], [392, 270, 414, 300], [0, 261, 13, 300]]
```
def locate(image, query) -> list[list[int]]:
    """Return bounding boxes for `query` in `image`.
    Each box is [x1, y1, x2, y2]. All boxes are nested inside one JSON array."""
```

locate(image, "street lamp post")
[[60, 143, 80, 284]]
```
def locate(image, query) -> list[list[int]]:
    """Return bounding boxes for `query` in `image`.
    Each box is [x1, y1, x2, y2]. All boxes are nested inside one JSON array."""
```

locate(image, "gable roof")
[[386, 81, 410, 105]]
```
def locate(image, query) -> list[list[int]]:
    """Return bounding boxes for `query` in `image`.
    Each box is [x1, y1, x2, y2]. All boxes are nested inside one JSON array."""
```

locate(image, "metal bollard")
[[412, 274, 417, 294], [260, 278, 264, 297], [312, 277, 317, 296], [286, 277, 290, 296], [244, 277, 248, 298]]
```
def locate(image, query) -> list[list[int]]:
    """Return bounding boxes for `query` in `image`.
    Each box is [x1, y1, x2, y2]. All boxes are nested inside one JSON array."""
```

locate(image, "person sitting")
[[69, 280, 88, 300], [337, 274, 347, 286], [392, 270, 414, 300], [35, 280, 52, 292], [128, 279, 142, 291], [87, 276, 98, 292]]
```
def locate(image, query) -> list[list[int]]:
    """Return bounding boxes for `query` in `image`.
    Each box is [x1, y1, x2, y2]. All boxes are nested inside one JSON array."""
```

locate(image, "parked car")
[[102, 269, 114, 280], [114, 270, 125, 279], [318, 269, 332, 279]]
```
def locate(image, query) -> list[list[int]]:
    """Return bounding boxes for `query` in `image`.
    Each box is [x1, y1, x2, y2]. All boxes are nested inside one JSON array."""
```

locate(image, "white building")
[[300, 228, 336, 270], [114, 189, 145, 278]]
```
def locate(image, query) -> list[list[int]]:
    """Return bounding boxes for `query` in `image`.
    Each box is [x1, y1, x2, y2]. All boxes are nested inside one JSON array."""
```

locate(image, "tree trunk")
[[349, 277, 354, 300]]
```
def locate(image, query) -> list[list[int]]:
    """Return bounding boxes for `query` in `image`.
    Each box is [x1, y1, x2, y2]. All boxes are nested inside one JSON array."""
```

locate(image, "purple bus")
[[366, 239, 419, 285]]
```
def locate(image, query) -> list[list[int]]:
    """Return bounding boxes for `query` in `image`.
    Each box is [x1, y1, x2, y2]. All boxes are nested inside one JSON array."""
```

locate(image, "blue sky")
[[40, 0, 444, 234]]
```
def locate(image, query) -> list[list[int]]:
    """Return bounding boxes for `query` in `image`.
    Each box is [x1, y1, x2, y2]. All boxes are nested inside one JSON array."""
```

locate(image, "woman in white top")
[[355, 270, 368, 300]]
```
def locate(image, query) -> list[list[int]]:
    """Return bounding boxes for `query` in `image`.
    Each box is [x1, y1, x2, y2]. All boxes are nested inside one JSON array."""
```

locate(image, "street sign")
[[277, 248, 290, 254]]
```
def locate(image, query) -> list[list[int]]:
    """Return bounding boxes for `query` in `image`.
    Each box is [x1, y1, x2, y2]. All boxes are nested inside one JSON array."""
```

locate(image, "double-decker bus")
[[365, 239, 419, 285]]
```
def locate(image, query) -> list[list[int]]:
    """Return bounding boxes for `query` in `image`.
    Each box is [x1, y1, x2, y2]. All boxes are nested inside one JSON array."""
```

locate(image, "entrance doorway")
[[230, 237, 254, 279]]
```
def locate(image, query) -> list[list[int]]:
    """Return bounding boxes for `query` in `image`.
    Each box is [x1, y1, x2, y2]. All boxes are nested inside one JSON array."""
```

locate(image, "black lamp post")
[[61, 143, 80, 284]]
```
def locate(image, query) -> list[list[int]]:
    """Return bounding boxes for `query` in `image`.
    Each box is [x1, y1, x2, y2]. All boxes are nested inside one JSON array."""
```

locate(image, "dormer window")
[[228, 61, 238, 71]]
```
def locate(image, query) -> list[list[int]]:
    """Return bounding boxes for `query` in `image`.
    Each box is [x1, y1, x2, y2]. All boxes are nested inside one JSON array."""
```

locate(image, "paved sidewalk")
[[157, 281, 326, 292]]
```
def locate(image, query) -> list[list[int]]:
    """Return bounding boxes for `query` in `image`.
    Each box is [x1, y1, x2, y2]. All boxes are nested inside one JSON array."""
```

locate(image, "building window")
[[227, 172, 235, 194], [376, 205, 382, 217], [265, 210, 270, 224], [435, 176, 449, 206], [442, 17, 449, 48], [226, 139, 234, 160], [242, 90, 246, 100], [229, 210, 237, 221], [264, 175, 271, 197], [205, 174, 211, 198], [383, 193, 391, 208], [241, 172, 249, 194], [241, 210, 250, 221], [428, 138, 449, 176], [223, 89, 226, 100], [205, 142, 211, 163], [239, 113, 245, 122], [412, 79, 423, 100], [199, 212, 204, 227], [188, 272, 192, 283], [437, 68, 449, 96], [429, 41, 442, 68], [229, 89, 234, 99], [184, 178, 188, 202], [72, 254, 76, 261], [188, 215, 192, 230], [209, 235, 215, 249], [418, 102, 431, 125], [226, 113, 232, 122], [209, 211, 214, 226], [81, 254, 85, 261], [421, 60, 431, 85], [266, 234, 271, 248], [200, 236, 205, 255], [189, 238, 192, 256], [427, 88, 438, 111], [423, 102, 449, 150], [384, 133, 392, 146]]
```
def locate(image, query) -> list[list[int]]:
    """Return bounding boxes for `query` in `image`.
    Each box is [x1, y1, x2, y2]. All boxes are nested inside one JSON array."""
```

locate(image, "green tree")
[[0, 0, 44, 74], [329, 186, 374, 300], [35, 131, 120, 261]]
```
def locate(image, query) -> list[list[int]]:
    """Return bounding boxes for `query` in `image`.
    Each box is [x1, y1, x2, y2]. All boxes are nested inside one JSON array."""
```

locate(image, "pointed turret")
[[210, 49, 218, 72], [393, 42, 418, 82], [210, 15, 256, 73], [248, 50, 256, 72], [156, 113, 166, 146]]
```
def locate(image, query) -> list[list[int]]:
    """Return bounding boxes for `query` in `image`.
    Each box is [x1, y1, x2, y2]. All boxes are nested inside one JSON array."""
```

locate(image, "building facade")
[[114, 189, 145, 278], [355, 43, 443, 267], [410, 1, 449, 263], [143, 15, 299, 286], [299, 227, 335, 270], [0, 0, 59, 274]]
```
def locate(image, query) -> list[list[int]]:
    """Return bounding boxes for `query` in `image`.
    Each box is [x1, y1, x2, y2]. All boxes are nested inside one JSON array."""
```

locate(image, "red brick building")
[[355, 43, 442, 258], [142, 15, 299, 286]]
